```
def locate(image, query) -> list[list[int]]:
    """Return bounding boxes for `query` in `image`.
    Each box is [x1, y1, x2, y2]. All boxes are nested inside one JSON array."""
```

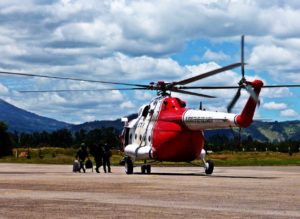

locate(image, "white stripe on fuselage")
[[133, 97, 163, 147]]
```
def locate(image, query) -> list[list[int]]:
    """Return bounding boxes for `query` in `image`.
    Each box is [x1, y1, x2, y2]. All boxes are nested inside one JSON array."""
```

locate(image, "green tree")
[[0, 122, 13, 157], [50, 129, 73, 148]]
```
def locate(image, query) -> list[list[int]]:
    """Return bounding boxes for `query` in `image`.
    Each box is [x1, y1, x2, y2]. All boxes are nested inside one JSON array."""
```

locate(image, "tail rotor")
[[227, 35, 259, 113]]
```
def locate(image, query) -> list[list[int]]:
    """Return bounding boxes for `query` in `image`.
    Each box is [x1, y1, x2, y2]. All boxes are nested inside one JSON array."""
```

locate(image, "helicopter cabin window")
[[142, 105, 150, 117], [176, 98, 186, 108], [138, 105, 150, 117]]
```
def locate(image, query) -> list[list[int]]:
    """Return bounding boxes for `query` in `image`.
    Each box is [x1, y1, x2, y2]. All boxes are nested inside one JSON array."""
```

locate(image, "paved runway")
[[0, 163, 299, 218]]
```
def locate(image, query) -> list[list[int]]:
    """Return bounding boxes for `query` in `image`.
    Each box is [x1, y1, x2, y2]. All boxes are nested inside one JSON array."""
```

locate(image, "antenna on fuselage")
[[199, 102, 203, 110]]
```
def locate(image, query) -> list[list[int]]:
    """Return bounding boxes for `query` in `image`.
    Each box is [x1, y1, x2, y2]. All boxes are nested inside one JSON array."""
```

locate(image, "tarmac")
[[0, 163, 299, 218]]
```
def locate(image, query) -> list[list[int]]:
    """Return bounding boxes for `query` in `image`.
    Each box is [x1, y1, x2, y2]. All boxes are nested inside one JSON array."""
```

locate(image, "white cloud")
[[249, 45, 294, 68], [261, 87, 293, 98], [263, 101, 287, 110], [280, 109, 299, 117], [203, 49, 229, 61], [248, 44, 300, 81], [0, 83, 9, 95], [121, 101, 135, 109]]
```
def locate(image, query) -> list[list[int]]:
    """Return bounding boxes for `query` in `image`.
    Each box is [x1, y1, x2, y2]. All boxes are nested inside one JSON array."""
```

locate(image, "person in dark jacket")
[[76, 143, 88, 173], [90, 144, 104, 173], [103, 143, 112, 173]]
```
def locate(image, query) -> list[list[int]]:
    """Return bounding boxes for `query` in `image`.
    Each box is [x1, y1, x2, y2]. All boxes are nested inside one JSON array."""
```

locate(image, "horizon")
[[1, 97, 300, 126]]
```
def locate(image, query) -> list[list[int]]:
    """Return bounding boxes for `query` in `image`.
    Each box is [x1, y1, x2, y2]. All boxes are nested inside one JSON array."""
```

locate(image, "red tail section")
[[235, 80, 264, 128]]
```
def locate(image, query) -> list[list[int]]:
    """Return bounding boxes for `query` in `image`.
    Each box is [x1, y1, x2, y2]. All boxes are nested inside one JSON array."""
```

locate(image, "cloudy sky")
[[1, 0, 300, 124]]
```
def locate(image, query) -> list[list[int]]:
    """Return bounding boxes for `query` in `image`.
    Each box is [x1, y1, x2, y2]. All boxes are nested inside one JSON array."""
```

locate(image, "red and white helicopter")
[[1, 36, 300, 175], [119, 36, 300, 174]]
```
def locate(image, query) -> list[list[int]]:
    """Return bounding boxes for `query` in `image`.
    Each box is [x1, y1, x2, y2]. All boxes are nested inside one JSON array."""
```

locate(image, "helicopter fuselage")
[[122, 79, 263, 163]]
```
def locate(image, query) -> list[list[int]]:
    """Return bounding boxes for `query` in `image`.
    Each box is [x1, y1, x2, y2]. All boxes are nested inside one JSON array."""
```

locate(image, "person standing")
[[103, 143, 112, 173], [91, 144, 104, 173], [76, 143, 88, 173]]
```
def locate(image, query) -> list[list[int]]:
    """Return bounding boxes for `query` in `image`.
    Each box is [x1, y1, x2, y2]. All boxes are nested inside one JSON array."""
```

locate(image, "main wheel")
[[146, 165, 151, 174], [125, 158, 133, 174], [205, 160, 214, 175], [141, 165, 146, 174]]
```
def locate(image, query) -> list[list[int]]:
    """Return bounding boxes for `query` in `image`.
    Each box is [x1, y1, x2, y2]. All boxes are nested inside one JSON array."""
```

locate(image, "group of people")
[[75, 143, 111, 173]]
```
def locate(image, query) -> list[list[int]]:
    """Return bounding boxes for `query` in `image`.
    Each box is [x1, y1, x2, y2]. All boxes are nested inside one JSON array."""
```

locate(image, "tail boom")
[[182, 80, 264, 130], [235, 80, 264, 128]]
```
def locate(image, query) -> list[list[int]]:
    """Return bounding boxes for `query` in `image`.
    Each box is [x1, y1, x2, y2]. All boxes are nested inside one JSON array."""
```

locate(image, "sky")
[[1, 0, 300, 124]]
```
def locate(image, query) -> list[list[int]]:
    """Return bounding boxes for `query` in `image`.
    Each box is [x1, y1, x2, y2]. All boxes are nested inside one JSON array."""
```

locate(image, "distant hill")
[[75, 118, 300, 143], [242, 120, 300, 143], [0, 99, 70, 133], [1, 98, 300, 143], [71, 114, 138, 132]]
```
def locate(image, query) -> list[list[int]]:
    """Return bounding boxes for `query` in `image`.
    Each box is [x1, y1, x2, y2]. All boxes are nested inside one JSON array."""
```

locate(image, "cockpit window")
[[142, 105, 150, 117], [176, 98, 186, 108]]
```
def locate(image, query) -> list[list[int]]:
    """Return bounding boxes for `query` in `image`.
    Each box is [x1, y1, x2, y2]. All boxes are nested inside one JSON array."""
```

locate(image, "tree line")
[[0, 122, 13, 157], [1, 121, 300, 158], [0, 121, 120, 157], [12, 127, 120, 149], [206, 134, 300, 153]]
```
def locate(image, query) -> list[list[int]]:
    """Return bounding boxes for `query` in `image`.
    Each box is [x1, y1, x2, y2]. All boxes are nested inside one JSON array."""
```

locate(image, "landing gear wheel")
[[141, 164, 151, 174], [125, 158, 133, 174], [205, 160, 214, 175], [146, 165, 151, 174], [141, 165, 146, 174]]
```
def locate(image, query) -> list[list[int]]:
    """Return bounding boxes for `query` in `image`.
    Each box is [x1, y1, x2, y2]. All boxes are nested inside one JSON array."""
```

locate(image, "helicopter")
[[1, 36, 300, 175]]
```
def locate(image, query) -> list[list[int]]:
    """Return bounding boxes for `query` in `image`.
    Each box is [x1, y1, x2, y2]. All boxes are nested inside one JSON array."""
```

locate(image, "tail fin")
[[235, 80, 264, 128]]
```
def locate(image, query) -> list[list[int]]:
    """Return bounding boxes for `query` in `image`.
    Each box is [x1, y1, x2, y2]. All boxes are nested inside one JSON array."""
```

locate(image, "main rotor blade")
[[18, 87, 147, 93], [180, 84, 300, 90], [173, 62, 242, 86], [179, 85, 240, 89], [262, 84, 300, 88], [241, 35, 245, 78], [0, 71, 149, 88], [171, 89, 216, 98], [227, 87, 241, 113]]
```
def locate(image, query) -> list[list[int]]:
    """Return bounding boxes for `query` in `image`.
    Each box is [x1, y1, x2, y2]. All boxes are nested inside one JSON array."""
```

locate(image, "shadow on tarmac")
[[135, 172, 279, 179]]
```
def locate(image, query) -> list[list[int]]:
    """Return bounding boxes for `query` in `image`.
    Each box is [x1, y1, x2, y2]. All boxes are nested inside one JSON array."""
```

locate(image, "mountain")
[[0, 99, 70, 133], [71, 114, 137, 132], [76, 118, 300, 143], [242, 120, 300, 143], [1, 98, 300, 142]]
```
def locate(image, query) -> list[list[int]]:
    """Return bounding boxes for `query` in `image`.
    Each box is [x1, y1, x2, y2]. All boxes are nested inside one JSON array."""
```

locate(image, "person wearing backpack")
[[76, 143, 88, 173]]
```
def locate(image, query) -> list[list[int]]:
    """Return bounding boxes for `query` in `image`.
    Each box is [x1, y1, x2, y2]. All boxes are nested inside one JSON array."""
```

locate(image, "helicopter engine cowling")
[[182, 110, 238, 130]]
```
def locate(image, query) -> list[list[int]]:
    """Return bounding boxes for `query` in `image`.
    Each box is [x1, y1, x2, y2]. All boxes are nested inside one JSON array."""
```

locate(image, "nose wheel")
[[124, 157, 133, 174], [200, 149, 214, 175], [204, 160, 214, 175]]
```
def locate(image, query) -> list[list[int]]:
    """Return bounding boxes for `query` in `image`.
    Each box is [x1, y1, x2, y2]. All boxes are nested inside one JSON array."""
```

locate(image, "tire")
[[141, 165, 146, 174], [146, 165, 151, 174], [125, 158, 133, 174], [205, 160, 214, 175]]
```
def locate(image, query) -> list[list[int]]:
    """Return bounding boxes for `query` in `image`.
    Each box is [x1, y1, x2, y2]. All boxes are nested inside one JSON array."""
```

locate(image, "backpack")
[[73, 160, 80, 172], [85, 159, 93, 169]]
